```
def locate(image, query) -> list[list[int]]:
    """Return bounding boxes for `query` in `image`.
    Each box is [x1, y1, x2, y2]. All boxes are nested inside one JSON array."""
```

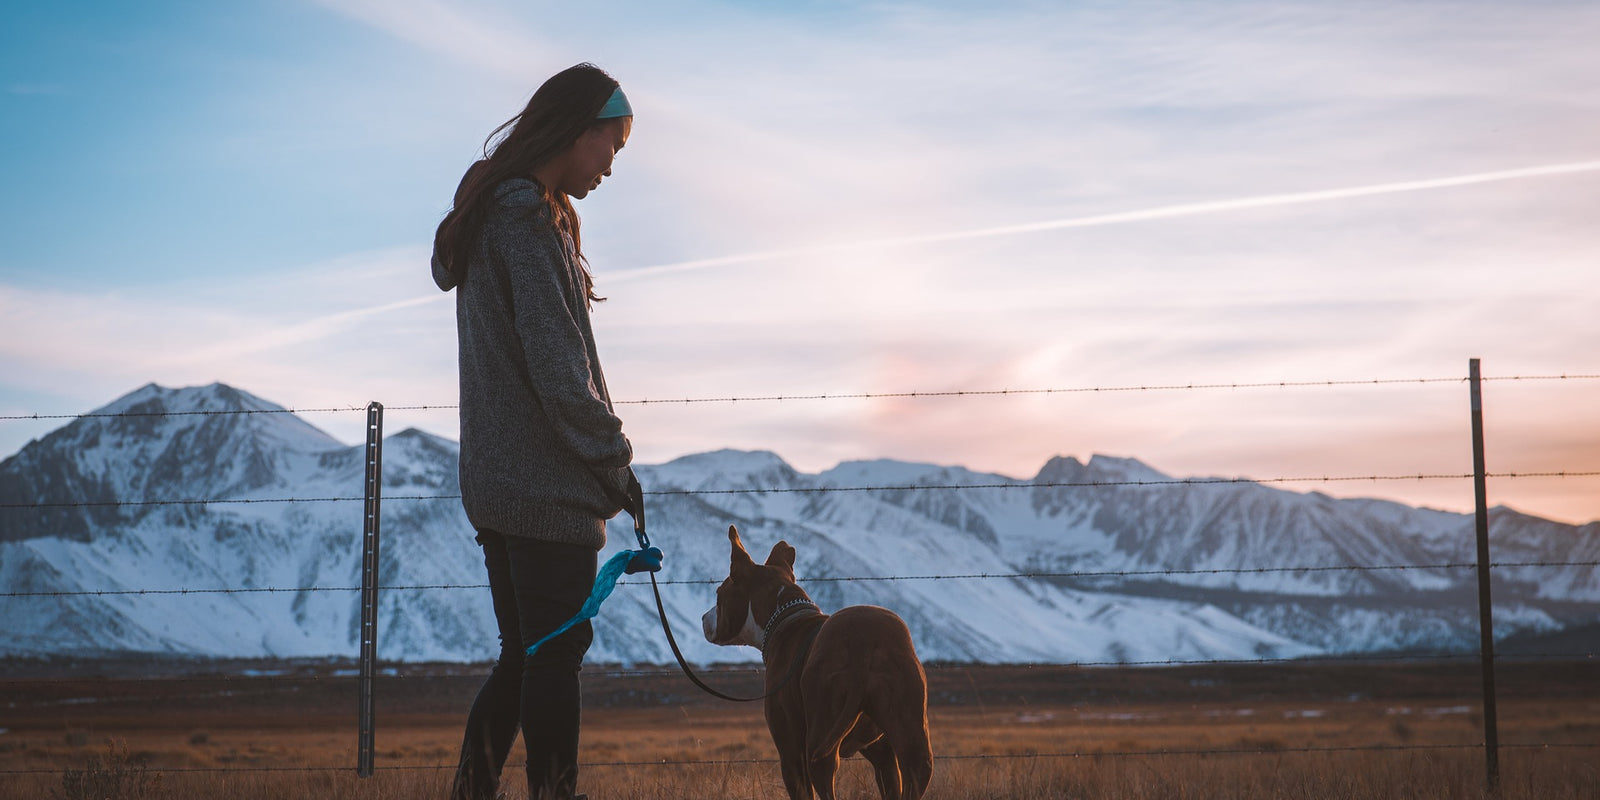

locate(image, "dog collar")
[[760, 598, 820, 652]]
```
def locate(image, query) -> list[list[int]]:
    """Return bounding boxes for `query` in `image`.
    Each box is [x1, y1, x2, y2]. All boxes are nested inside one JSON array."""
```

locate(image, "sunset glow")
[[3, 1, 1598, 523]]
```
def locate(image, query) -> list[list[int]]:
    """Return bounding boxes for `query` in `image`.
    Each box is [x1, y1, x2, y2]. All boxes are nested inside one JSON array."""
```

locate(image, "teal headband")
[[596, 86, 632, 119]]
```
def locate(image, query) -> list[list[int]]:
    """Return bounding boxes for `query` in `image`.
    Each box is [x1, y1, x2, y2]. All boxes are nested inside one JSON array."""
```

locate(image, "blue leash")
[[525, 472, 662, 658]]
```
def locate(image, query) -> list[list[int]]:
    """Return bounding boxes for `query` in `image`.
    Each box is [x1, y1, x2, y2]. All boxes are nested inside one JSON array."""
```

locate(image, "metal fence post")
[[1468, 359, 1500, 790], [358, 402, 384, 778]]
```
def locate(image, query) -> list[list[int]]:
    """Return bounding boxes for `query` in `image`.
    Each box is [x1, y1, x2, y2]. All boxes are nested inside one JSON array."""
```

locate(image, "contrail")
[[159, 294, 448, 365], [607, 159, 1600, 282]]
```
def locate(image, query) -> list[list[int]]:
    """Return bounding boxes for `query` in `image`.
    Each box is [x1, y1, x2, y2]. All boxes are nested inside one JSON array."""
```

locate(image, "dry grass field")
[[1, 659, 1594, 799]]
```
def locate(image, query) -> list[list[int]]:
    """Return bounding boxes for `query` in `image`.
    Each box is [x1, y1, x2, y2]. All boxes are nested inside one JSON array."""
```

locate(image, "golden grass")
[[5, 735, 1595, 800], [2, 662, 1595, 799]]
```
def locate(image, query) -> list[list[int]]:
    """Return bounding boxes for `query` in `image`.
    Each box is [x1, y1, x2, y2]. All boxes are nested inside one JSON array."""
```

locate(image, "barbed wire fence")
[[1, 363, 1597, 789]]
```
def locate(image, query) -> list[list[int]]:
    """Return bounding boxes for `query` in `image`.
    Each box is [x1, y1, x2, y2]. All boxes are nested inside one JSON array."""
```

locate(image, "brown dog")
[[701, 526, 932, 800]]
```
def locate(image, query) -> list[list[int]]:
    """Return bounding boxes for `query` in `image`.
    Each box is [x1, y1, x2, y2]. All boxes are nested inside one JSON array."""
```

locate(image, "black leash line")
[[618, 469, 813, 702], [646, 570, 816, 703]]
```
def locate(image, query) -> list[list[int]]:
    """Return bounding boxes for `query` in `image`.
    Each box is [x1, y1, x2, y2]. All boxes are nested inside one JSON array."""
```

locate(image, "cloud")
[[312, 0, 560, 79], [0, 247, 459, 451], [607, 159, 1600, 281], [156, 293, 449, 368]]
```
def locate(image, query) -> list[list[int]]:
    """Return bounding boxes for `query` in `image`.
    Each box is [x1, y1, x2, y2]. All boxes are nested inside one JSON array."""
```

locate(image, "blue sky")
[[3, 0, 1599, 523]]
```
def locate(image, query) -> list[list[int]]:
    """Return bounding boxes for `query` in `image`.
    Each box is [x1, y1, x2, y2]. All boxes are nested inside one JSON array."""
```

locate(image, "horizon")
[[3, 2, 1598, 525]]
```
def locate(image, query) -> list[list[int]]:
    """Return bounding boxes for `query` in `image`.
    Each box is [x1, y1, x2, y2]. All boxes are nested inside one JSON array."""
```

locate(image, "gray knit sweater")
[[432, 178, 632, 550]]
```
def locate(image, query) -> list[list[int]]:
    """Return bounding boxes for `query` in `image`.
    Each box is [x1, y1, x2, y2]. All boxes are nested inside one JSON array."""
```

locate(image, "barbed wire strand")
[[614, 373, 1600, 405], [3, 373, 1598, 422], [5, 469, 1599, 512], [4, 560, 1596, 599], [5, 650, 1592, 692], [0, 406, 371, 421]]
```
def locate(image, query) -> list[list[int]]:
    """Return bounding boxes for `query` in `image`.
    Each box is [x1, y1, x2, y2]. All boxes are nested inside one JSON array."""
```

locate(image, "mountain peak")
[[69, 382, 343, 458], [1084, 454, 1170, 482], [1033, 455, 1087, 483], [658, 449, 791, 473], [0, 383, 349, 544], [645, 449, 798, 490], [822, 458, 978, 487], [96, 382, 287, 418]]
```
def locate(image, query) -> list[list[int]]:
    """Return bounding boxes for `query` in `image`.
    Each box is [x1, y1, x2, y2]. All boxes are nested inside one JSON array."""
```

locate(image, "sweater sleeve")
[[497, 219, 633, 470]]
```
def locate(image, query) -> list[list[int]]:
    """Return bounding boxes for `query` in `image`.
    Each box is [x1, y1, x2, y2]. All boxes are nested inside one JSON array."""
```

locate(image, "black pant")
[[452, 530, 596, 800]]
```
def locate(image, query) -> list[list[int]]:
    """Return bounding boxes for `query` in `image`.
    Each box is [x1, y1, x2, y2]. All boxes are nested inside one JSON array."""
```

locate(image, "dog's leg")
[[866, 688, 932, 800], [767, 704, 815, 800], [779, 754, 813, 800], [807, 747, 842, 800], [892, 738, 932, 800], [803, 701, 857, 799], [859, 738, 902, 800], [881, 721, 932, 800], [804, 695, 863, 800]]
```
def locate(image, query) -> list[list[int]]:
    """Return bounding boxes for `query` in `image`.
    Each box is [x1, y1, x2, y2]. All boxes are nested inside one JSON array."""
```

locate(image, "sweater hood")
[[431, 243, 456, 291], [431, 178, 550, 292], [493, 177, 545, 209]]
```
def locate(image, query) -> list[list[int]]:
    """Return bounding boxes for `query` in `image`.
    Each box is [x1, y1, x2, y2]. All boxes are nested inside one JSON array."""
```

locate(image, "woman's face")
[[556, 116, 631, 200]]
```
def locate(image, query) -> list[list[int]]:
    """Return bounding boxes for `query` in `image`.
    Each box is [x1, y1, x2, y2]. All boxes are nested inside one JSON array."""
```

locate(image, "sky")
[[2, 0, 1598, 524]]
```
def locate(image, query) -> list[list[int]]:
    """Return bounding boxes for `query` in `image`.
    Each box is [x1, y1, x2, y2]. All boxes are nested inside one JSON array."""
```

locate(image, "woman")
[[432, 63, 636, 800]]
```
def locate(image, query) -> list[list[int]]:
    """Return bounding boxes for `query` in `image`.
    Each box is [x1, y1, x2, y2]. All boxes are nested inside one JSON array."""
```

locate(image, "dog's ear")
[[729, 525, 754, 569], [765, 540, 796, 572]]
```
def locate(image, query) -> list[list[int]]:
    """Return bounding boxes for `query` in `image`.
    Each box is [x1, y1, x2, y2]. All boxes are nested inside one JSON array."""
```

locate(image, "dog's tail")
[[806, 682, 866, 763]]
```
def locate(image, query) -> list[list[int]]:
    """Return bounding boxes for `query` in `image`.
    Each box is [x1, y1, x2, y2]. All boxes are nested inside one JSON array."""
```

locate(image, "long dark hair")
[[434, 63, 620, 301]]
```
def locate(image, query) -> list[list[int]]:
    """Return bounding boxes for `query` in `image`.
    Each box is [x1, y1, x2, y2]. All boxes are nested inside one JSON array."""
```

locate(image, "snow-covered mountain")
[[1, 383, 1595, 664]]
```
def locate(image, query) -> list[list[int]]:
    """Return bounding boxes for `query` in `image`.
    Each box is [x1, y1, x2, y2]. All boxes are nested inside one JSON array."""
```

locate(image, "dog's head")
[[701, 525, 801, 648]]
